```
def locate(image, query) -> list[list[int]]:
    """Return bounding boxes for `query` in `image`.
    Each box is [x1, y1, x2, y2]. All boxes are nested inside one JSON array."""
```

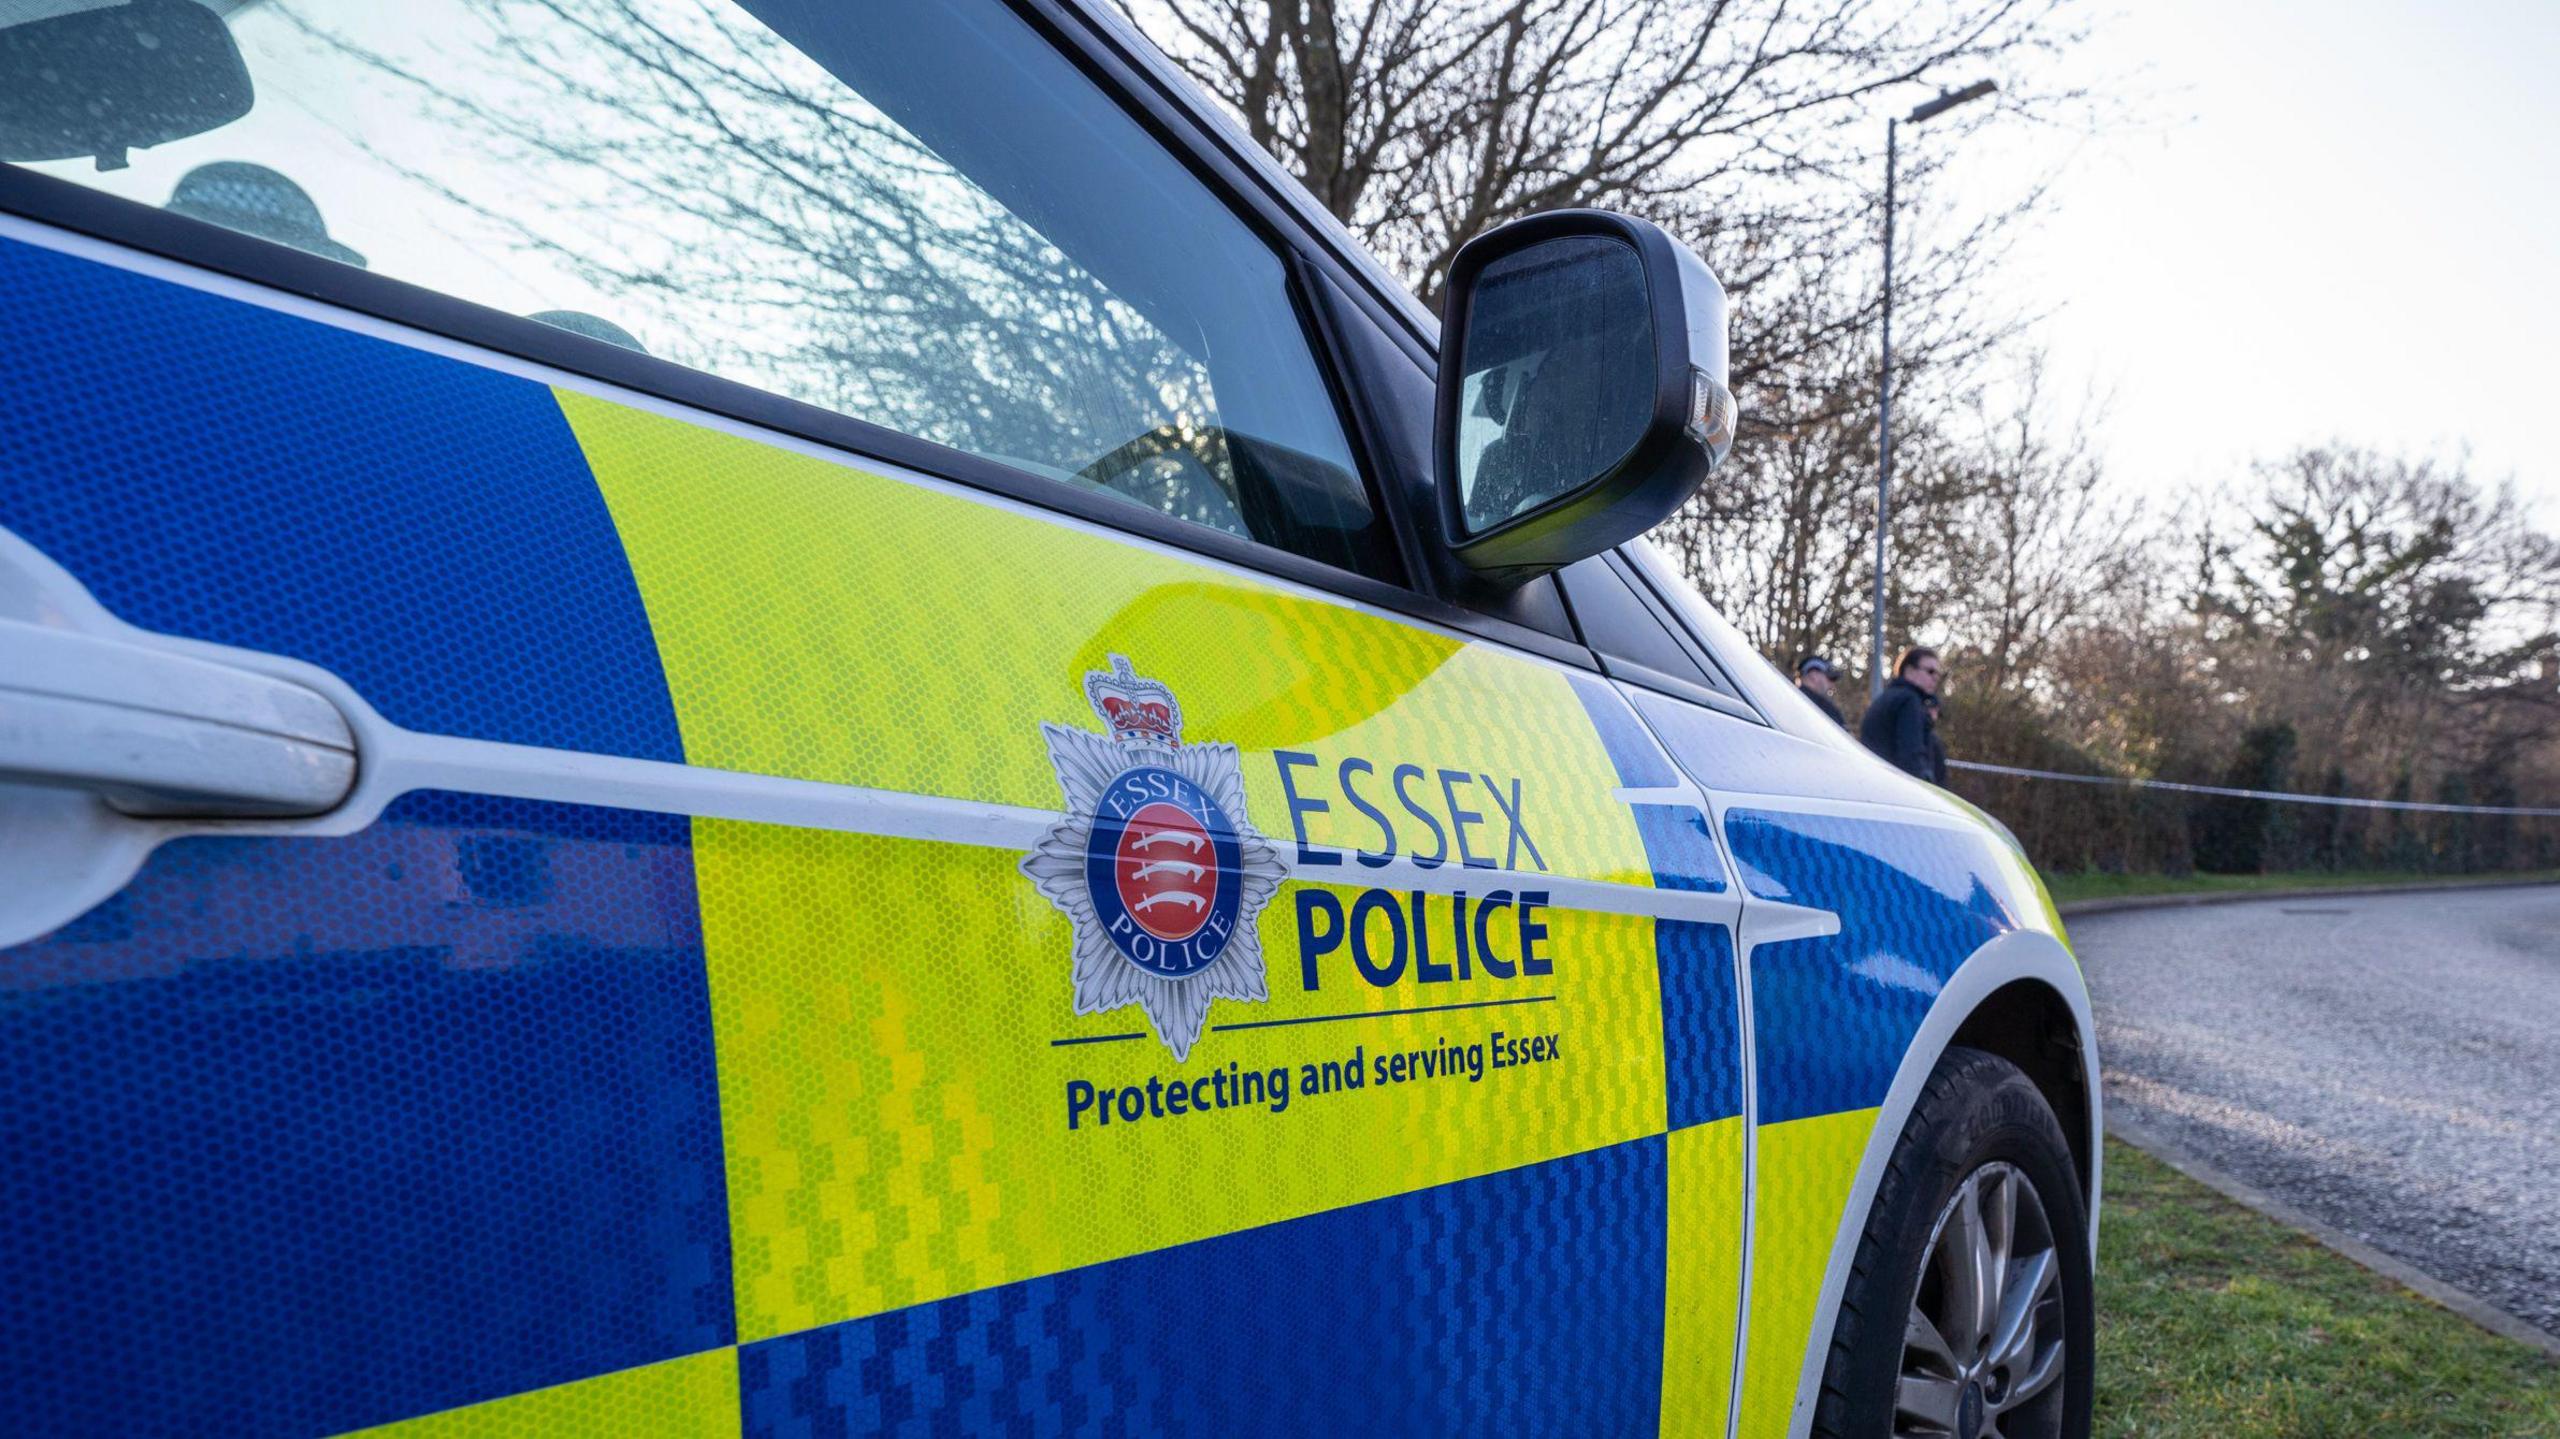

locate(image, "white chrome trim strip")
[[0, 536, 1739, 949]]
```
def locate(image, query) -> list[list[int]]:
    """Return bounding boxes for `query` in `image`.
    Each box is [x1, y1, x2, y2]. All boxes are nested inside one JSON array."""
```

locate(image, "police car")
[[0, 3, 2096, 1436]]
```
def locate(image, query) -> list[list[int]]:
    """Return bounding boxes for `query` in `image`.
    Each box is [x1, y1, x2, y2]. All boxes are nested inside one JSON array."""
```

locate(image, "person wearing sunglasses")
[[1859, 645, 1944, 781], [1921, 691, 1951, 785]]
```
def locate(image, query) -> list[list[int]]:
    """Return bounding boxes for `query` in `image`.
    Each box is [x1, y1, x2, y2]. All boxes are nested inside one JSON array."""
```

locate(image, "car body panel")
[[0, 221, 1766, 1436], [0, 1, 2095, 1432]]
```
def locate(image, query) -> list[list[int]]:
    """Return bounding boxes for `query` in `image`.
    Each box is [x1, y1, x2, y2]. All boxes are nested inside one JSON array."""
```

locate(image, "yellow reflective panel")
[[560, 389, 1650, 890], [331, 1349, 737, 1438], [1739, 1107, 1878, 1438], [558, 386, 1723, 1356], [696, 814, 1679, 1341], [1660, 1115, 1746, 1437], [700, 821, 1670, 1342]]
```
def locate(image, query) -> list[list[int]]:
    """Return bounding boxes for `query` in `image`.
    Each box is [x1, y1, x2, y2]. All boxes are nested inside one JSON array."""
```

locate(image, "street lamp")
[[1871, 78, 1997, 699]]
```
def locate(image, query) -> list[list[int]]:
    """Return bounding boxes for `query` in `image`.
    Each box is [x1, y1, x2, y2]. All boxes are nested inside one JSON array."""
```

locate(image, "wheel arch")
[[1774, 927, 2101, 1439], [1948, 974, 2097, 1209]]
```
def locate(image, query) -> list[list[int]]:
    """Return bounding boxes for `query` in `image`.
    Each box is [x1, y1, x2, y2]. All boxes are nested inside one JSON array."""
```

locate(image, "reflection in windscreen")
[[22, 0, 1382, 568]]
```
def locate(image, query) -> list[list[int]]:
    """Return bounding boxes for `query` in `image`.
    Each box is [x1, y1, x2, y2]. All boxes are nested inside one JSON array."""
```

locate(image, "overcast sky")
[[1925, 0, 2560, 527]]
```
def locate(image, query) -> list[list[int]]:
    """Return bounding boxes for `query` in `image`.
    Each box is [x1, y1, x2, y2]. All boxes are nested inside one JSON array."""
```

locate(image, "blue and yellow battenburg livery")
[[0, 217, 2092, 1437]]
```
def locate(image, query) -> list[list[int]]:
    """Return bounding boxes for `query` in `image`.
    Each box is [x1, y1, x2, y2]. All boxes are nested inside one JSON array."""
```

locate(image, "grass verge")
[[2047, 868, 2560, 908], [2098, 1139, 2560, 1437]]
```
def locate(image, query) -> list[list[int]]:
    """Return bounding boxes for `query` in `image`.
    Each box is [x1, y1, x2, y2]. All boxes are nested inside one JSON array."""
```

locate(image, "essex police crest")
[[1023, 655, 1285, 1060]]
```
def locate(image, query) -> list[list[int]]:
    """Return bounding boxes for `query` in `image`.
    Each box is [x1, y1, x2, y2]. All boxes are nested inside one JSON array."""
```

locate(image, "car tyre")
[[1810, 1045, 2094, 1439]]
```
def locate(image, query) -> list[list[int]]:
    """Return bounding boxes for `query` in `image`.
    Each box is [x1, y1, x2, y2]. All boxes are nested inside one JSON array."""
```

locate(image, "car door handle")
[[0, 617, 355, 817]]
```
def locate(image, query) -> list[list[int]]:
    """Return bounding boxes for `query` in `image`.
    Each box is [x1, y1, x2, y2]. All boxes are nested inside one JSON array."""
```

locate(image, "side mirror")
[[1434, 210, 1735, 583], [0, 0, 253, 172]]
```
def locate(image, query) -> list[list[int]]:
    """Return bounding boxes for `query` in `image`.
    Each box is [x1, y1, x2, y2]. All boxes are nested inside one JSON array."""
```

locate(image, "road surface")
[[2075, 884, 2560, 1339]]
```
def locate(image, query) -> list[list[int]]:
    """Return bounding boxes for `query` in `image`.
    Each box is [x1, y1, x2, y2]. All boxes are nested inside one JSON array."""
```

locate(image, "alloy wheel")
[[1894, 1160, 2067, 1438]]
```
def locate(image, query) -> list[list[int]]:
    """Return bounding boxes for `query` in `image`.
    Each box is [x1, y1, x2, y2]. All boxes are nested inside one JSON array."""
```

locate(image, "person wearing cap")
[[1795, 655, 1846, 727], [1859, 645, 1943, 780]]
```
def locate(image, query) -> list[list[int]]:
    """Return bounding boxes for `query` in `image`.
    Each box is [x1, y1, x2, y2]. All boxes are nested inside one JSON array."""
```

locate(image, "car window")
[[11, 0, 1394, 579], [1616, 553, 1748, 694], [1557, 554, 1740, 700]]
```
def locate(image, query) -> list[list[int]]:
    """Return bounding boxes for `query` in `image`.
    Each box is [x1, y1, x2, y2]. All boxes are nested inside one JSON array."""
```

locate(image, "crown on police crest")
[[1085, 654, 1181, 745]]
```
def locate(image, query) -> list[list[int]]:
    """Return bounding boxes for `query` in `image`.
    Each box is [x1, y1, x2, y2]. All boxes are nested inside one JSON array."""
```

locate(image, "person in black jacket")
[[1794, 655, 1847, 726], [1922, 693, 1950, 785], [1859, 645, 1942, 779]]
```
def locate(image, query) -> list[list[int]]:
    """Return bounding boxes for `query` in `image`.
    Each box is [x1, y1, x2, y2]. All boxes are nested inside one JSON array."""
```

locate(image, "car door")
[[0, 3, 1749, 1436]]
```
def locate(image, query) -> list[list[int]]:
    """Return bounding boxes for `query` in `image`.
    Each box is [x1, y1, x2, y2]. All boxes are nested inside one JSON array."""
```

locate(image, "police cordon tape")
[[1946, 758, 2560, 818]]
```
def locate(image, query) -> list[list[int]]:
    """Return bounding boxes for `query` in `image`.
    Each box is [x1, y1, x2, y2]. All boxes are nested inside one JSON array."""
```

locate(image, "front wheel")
[[1811, 1046, 2094, 1439]]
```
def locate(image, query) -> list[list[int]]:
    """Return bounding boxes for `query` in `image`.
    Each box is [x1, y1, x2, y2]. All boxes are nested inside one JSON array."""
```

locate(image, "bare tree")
[[1120, 0, 2081, 303], [1654, 357, 1877, 666], [1922, 356, 2136, 693], [1122, 0, 2112, 692], [2191, 446, 2560, 785], [1648, 213, 2048, 682]]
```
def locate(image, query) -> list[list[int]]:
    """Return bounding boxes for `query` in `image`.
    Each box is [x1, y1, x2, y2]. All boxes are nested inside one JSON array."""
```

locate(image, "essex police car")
[[0, 3, 2098, 1436]]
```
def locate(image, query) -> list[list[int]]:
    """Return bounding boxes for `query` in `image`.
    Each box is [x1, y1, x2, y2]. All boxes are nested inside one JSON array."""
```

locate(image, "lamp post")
[[1872, 78, 1996, 699]]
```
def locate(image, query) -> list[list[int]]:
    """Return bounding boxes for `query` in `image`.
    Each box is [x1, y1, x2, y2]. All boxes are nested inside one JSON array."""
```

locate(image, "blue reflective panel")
[[1566, 673, 1725, 894], [736, 1137, 1668, 1437], [1632, 803, 1728, 894], [1566, 673, 1739, 1132], [0, 793, 731, 1438], [1659, 920, 1743, 1129], [1725, 809, 2020, 1124], [0, 236, 685, 762], [1567, 670, 1683, 790]]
